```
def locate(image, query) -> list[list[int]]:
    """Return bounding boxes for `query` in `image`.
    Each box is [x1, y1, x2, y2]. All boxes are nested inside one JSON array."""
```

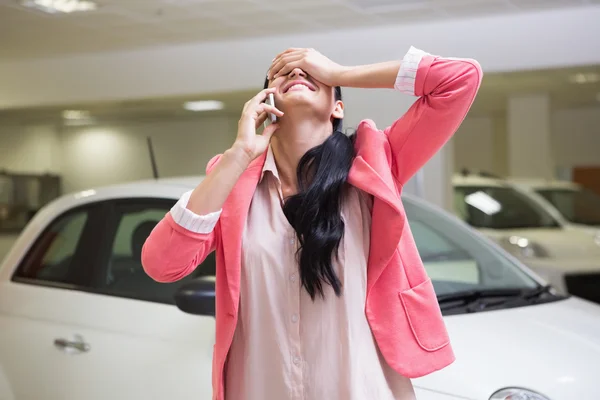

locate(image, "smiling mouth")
[[283, 82, 315, 93]]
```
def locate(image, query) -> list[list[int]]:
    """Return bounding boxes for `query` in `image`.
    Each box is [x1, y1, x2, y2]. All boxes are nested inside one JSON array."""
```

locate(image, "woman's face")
[[267, 67, 343, 123]]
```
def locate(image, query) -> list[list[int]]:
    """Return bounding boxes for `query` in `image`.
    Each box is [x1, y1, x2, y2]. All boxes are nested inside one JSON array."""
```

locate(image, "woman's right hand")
[[232, 87, 283, 163]]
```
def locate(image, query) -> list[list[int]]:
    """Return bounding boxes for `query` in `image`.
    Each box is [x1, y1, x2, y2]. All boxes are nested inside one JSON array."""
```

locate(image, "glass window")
[[454, 186, 560, 230], [404, 197, 538, 297], [536, 188, 600, 226], [410, 220, 479, 285], [14, 210, 89, 284], [100, 202, 214, 304]]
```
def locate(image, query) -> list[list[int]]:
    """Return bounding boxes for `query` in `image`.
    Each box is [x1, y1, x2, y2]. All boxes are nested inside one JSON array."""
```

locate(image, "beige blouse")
[[224, 146, 416, 400]]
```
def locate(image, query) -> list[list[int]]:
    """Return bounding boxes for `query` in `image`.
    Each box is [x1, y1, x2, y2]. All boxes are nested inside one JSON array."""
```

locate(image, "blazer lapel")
[[348, 155, 406, 293], [219, 151, 267, 313]]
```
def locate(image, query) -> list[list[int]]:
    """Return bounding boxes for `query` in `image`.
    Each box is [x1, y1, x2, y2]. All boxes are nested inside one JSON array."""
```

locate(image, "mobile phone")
[[266, 93, 277, 123]]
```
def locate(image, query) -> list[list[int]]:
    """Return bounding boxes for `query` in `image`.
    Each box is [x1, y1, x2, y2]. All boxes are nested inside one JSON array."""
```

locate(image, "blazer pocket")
[[399, 278, 450, 352]]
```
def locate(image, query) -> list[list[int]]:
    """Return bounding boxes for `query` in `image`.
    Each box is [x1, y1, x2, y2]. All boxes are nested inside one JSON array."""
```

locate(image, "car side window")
[[99, 200, 215, 304], [14, 209, 90, 284]]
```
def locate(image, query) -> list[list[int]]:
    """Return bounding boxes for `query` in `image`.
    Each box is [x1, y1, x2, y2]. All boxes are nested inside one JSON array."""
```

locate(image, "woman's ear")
[[332, 100, 344, 120]]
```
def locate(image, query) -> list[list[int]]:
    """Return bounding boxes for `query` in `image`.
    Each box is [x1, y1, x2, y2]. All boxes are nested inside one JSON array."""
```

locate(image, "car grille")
[[564, 273, 600, 304]]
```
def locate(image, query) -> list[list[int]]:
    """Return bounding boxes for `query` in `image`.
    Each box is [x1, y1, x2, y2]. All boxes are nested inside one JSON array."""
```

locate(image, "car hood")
[[413, 297, 600, 400], [481, 228, 600, 259]]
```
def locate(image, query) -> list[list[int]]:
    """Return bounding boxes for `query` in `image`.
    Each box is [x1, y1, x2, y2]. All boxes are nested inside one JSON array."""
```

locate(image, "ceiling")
[[0, 0, 597, 60], [0, 63, 598, 125]]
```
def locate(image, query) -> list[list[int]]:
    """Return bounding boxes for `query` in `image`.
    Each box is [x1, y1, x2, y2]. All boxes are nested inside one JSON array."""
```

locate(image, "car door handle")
[[54, 335, 90, 353]]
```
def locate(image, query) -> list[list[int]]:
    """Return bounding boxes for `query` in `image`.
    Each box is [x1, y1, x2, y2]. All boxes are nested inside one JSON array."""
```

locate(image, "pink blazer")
[[142, 52, 482, 400]]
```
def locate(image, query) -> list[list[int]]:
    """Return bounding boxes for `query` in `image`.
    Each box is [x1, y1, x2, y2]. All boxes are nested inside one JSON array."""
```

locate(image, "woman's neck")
[[270, 118, 332, 195]]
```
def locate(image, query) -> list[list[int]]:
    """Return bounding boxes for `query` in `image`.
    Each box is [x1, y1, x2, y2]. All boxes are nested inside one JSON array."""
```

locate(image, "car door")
[[71, 198, 216, 400], [0, 204, 106, 400], [0, 199, 216, 400]]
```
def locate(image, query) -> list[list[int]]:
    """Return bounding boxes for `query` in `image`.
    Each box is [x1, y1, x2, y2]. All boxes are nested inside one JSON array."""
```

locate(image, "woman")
[[142, 45, 482, 400]]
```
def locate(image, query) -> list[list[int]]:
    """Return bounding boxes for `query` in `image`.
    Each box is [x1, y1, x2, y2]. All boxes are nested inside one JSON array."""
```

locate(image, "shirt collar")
[[260, 145, 280, 183]]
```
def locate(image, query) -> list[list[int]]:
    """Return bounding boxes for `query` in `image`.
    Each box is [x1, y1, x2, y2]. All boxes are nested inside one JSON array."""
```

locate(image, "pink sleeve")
[[386, 47, 483, 186], [141, 213, 218, 282], [141, 154, 223, 283]]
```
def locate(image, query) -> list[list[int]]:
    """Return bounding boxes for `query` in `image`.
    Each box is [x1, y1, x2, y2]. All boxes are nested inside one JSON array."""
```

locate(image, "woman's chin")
[[281, 93, 320, 108]]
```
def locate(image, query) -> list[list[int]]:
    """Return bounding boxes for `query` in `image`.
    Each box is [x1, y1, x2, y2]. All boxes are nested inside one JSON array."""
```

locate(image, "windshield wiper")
[[437, 288, 523, 304], [438, 285, 561, 313], [438, 288, 524, 312], [520, 284, 553, 299], [506, 284, 564, 304]]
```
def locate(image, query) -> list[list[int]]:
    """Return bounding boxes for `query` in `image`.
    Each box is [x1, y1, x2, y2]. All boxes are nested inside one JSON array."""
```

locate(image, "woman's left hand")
[[268, 48, 347, 86]]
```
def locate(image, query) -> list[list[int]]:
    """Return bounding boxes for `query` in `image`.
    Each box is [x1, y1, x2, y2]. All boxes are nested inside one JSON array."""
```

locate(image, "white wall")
[[60, 116, 239, 193], [0, 117, 238, 193], [57, 88, 456, 206], [0, 124, 61, 174], [1, 6, 599, 109], [0, 234, 19, 265], [341, 87, 456, 210], [2, 104, 598, 200], [507, 94, 553, 179], [0, 116, 238, 260], [453, 117, 494, 173], [553, 106, 600, 168], [453, 105, 600, 177], [0, 124, 61, 262]]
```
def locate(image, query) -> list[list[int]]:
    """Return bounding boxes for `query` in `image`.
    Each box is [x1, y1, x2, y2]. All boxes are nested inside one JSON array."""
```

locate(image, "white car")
[[1, 177, 600, 400], [509, 178, 600, 235], [453, 173, 600, 301]]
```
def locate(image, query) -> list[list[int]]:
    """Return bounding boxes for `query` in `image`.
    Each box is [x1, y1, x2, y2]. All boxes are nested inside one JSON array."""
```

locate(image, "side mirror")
[[174, 276, 216, 316]]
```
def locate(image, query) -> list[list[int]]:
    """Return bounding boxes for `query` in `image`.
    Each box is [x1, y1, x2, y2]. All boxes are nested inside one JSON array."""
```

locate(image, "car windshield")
[[453, 186, 561, 229], [536, 188, 600, 226], [403, 196, 539, 297]]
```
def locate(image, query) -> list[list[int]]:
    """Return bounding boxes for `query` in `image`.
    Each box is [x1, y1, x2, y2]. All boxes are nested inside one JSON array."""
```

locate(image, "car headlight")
[[490, 388, 550, 400], [500, 235, 549, 258]]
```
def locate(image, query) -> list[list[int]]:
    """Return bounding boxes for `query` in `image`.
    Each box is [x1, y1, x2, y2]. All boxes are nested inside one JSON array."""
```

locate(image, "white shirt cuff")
[[170, 190, 221, 234], [394, 46, 432, 95]]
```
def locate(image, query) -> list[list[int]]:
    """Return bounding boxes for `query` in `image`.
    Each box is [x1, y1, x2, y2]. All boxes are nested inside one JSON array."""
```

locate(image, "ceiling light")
[[183, 101, 224, 112], [62, 110, 90, 120], [19, 0, 97, 14], [568, 72, 600, 84]]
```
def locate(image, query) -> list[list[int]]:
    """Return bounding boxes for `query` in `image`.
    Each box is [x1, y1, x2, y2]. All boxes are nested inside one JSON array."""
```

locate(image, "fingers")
[[269, 50, 304, 79], [241, 88, 276, 129], [271, 50, 300, 70], [257, 103, 284, 118], [255, 87, 276, 102], [262, 122, 279, 140], [271, 51, 302, 71], [244, 87, 276, 111], [255, 111, 267, 129], [271, 48, 301, 64], [271, 55, 303, 79], [273, 60, 303, 80], [246, 103, 283, 129]]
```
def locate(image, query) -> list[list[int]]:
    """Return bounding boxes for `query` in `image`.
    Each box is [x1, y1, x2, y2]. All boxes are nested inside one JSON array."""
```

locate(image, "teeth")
[[287, 84, 309, 92]]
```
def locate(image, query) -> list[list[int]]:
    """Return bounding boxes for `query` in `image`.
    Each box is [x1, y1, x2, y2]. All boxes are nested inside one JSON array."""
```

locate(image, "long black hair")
[[263, 78, 355, 300]]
